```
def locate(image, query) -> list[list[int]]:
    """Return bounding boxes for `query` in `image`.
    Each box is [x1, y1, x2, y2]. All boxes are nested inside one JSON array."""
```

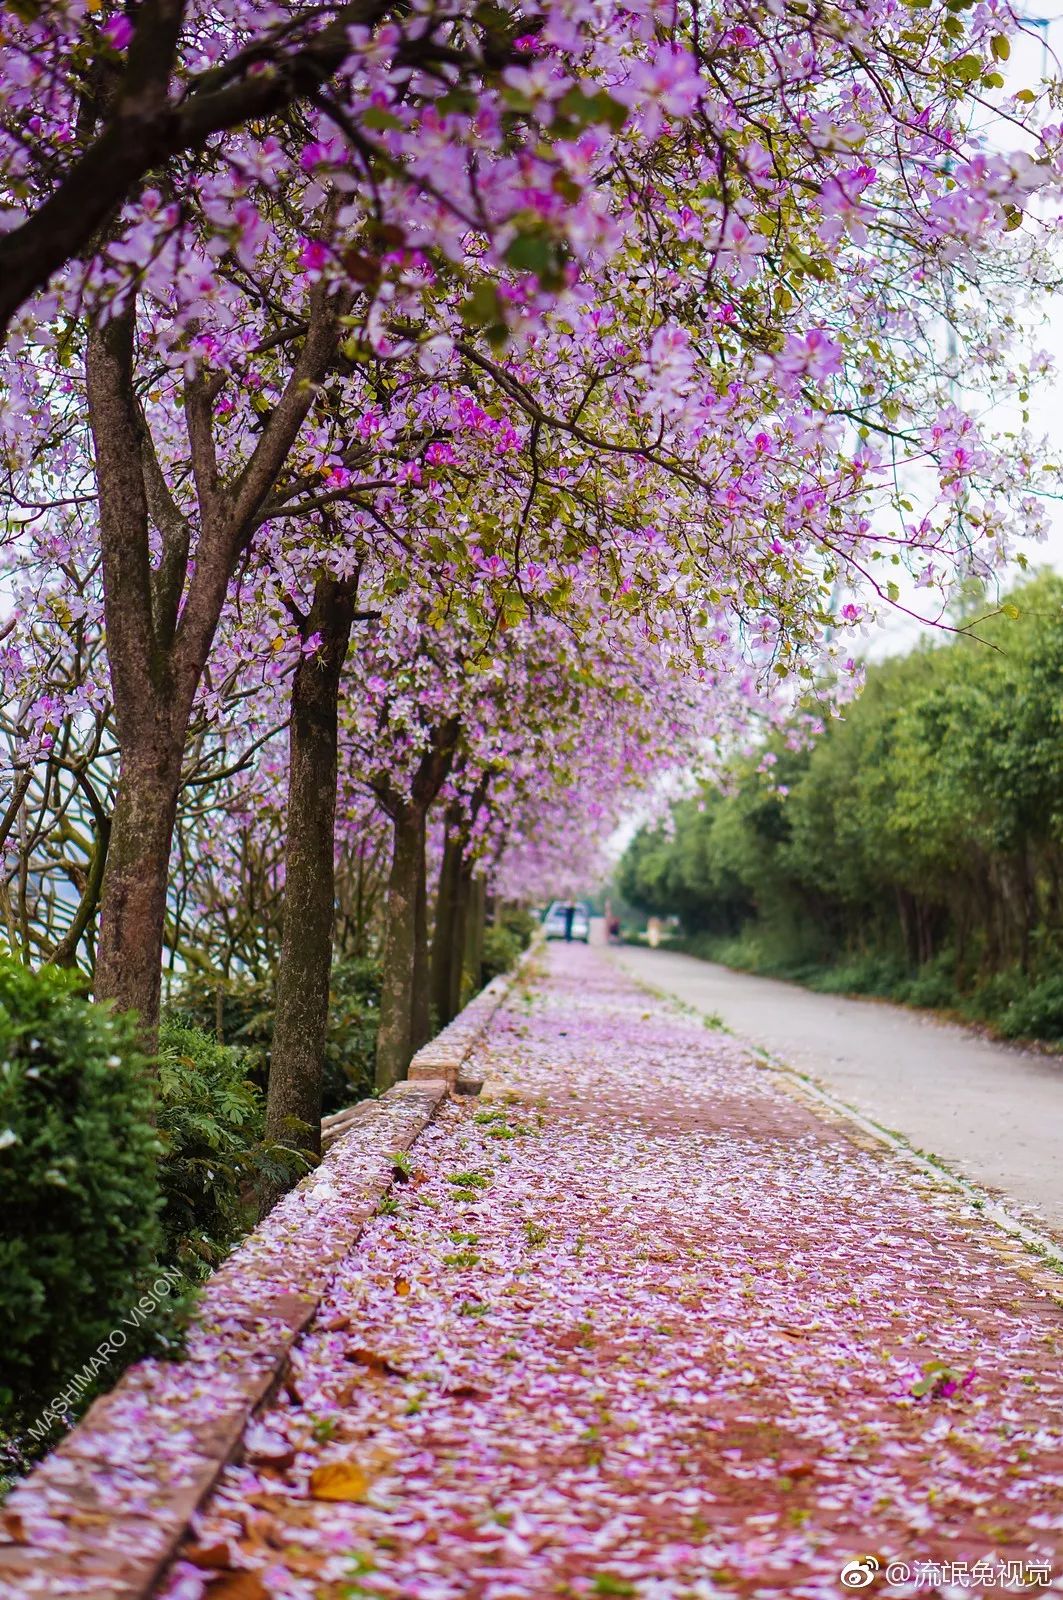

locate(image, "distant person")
[[563, 901, 576, 941], [608, 914, 621, 943], [647, 915, 661, 948]]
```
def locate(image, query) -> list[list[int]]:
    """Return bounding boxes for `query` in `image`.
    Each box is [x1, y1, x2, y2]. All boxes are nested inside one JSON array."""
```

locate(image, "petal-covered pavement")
[[158, 945, 1062, 1600]]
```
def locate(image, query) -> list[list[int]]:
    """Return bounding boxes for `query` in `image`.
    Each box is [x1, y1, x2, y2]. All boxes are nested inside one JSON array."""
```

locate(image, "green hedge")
[[168, 954, 382, 1114], [157, 1020, 265, 1269], [0, 959, 164, 1428], [480, 905, 537, 987]]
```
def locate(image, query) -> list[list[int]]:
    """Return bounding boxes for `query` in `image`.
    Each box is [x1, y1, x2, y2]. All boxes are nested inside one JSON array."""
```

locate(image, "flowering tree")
[[0, 0, 1058, 1127]]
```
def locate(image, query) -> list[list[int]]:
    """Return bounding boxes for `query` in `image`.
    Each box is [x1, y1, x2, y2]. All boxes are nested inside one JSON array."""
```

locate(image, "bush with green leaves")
[[0, 957, 164, 1426], [167, 954, 382, 1117], [157, 1020, 267, 1269], [999, 976, 1063, 1042], [481, 904, 537, 986], [322, 956, 381, 1107]]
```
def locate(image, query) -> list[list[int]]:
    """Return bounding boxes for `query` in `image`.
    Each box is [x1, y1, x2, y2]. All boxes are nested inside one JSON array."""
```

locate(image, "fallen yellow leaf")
[[308, 1460, 372, 1503]]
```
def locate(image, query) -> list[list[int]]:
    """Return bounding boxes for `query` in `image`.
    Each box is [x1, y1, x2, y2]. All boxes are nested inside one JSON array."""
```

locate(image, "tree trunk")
[[451, 857, 474, 1016], [429, 812, 463, 1029], [375, 805, 426, 1092], [373, 717, 461, 1090], [464, 874, 486, 988], [93, 745, 182, 1032], [84, 274, 347, 1042], [266, 577, 356, 1159], [411, 822, 431, 1056]]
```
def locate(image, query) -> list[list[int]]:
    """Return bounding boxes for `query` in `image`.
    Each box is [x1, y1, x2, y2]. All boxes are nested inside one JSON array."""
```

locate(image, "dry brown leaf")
[[205, 1573, 270, 1600], [346, 1346, 407, 1378], [319, 1313, 351, 1332], [394, 1276, 411, 1297], [308, 1460, 373, 1502], [243, 1493, 288, 1513], [448, 1382, 489, 1400], [0, 1511, 26, 1544], [184, 1542, 237, 1571]]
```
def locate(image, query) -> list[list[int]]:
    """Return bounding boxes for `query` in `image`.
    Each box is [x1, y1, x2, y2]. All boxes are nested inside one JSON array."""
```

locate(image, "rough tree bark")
[[374, 719, 460, 1092], [375, 805, 427, 1093], [86, 276, 348, 1035], [0, 0, 404, 341], [427, 771, 492, 1028], [265, 574, 359, 1160], [428, 807, 463, 1029], [464, 873, 487, 986]]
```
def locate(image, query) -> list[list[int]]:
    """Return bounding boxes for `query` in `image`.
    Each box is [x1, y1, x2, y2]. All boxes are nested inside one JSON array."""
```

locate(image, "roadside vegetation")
[[0, 907, 534, 1483], [619, 576, 1063, 1045]]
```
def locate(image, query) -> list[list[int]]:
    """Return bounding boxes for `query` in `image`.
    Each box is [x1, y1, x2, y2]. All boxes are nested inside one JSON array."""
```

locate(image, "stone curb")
[[0, 949, 531, 1600], [405, 935, 540, 1093], [0, 1082, 444, 1600], [604, 948, 1063, 1306]]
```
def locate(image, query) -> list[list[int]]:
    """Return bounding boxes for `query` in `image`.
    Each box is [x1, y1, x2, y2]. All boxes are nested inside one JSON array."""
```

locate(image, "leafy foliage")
[[157, 1020, 267, 1269], [480, 905, 537, 987], [0, 958, 164, 1425], [620, 576, 1063, 1041], [169, 955, 382, 1118]]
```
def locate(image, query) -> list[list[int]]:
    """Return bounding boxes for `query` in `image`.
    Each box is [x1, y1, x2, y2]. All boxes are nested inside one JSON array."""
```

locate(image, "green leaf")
[[947, 53, 984, 82], [503, 227, 568, 290], [360, 106, 404, 131], [459, 282, 505, 328], [991, 33, 1010, 60], [556, 88, 628, 132]]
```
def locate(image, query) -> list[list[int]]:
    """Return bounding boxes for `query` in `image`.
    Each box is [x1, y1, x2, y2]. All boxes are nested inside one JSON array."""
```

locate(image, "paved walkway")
[[156, 945, 1061, 1600], [612, 944, 1063, 1240]]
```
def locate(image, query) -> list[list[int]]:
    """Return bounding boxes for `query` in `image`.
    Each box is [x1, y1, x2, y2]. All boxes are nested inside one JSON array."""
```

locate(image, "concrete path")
[[149, 944, 1061, 1600], [610, 943, 1063, 1241]]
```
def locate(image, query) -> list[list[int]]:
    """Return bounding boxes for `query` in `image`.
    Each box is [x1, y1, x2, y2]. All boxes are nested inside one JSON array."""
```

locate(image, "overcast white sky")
[[868, 5, 1063, 658]]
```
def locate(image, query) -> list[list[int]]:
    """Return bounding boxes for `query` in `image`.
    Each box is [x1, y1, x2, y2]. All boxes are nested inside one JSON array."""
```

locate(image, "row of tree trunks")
[[428, 807, 464, 1030], [373, 719, 461, 1092], [86, 274, 349, 1036], [263, 575, 358, 1160], [427, 782, 493, 1032]]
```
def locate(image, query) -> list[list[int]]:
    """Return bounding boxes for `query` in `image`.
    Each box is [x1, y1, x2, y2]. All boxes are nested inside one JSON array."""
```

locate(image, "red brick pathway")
[[151, 945, 1063, 1600]]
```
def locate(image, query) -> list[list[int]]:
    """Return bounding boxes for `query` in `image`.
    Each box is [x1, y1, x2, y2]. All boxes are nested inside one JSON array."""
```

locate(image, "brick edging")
[[0, 943, 536, 1600], [0, 1082, 444, 1600], [405, 935, 539, 1091]]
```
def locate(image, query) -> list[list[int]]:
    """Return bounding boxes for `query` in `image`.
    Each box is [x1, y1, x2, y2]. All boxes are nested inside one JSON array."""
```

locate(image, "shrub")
[[962, 966, 1028, 1022], [480, 904, 537, 986], [808, 954, 908, 998], [322, 956, 381, 1109], [896, 954, 958, 1011], [481, 923, 522, 985], [157, 1020, 266, 1269], [999, 975, 1063, 1042], [166, 955, 382, 1117], [165, 971, 274, 1090], [0, 958, 164, 1426]]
